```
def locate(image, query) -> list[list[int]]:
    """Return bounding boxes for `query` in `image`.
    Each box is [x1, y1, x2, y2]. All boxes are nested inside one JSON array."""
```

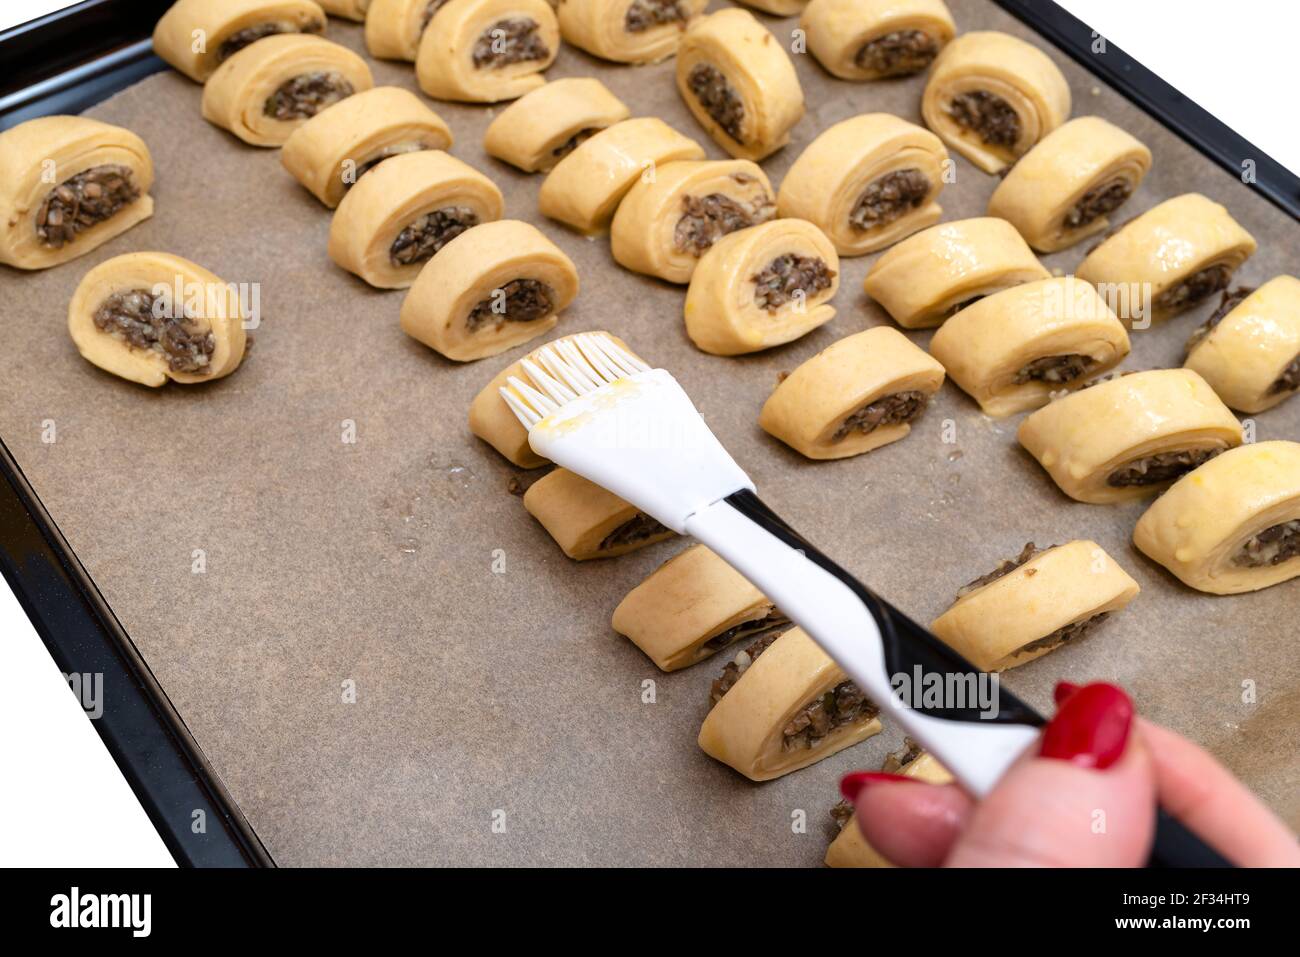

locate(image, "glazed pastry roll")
[[776, 113, 947, 257], [802, 0, 956, 81], [400, 219, 578, 361], [863, 217, 1049, 329], [921, 31, 1070, 174], [684, 219, 839, 356], [67, 252, 248, 387], [523, 467, 675, 560], [1185, 277, 1300, 414], [416, 0, 559, 103], [928, 277, 1130, 417], [0, 116, 154, 271], [317, 0, 368, 19], [1134, 441, 1300, 595], [152, 0, 326, 82], [483, 78, 630, 173], [281, 86, 452, 208], [987, 117, 1151, 253], [558, 0, 707, 64], [675, 9, 805, 162], [760, 327, 945, 460], [699, 627, 883, 782], [365, 0, 445, 61], [612, 544, 788, 672], [538, 118, 704, 234], [329, 150, 504, 289], [931, 541, 1139, 672], [611, 159, 776, 284], [1076, 194, 1257, 325], [201, 34, 373, 147]]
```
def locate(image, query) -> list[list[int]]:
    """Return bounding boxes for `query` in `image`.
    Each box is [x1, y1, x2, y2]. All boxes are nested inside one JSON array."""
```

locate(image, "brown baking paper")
[[0, 0, 1296, 865]]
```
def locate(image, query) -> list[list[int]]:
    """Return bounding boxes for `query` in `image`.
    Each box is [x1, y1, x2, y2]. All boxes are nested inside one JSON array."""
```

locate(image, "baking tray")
[[1, 0, 1296, 867]]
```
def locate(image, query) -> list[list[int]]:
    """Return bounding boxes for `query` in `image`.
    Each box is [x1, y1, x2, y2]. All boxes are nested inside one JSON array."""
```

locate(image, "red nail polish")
[[840, 771, 911, 802], [1053, 681, 1080, 706], [1041, 682, 1133, 770]]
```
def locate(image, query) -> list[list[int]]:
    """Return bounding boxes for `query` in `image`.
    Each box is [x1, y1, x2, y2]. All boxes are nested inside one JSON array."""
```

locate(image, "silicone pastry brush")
[[499, 333, 1229, 867]]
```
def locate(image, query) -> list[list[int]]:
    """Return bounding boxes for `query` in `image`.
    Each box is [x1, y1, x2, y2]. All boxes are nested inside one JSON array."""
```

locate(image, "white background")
[[1, 0, 1297, 868]]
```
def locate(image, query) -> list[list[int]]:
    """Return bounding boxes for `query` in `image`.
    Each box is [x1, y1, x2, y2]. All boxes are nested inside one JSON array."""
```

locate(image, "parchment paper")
[[0, 0, 1296, 866]]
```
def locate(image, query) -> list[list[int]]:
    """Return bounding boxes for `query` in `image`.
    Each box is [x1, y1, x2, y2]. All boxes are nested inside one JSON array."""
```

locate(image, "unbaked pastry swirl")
[[483, 78, 630, 173], [152, 0, 326, 82], [524, 467, 676, 560], [416, 0, 559, 103], [365, 0, 446, 61], [558, 0, 707, 64], [802, 0, 955, 81]]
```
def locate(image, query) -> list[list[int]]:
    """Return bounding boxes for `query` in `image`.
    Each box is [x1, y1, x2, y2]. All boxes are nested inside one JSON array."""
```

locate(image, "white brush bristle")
[[500, 333, 651, 429]]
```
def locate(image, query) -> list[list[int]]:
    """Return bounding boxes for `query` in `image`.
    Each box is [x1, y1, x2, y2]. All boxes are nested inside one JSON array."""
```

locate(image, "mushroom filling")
[[854, 29, 939, 76], [947, 90, 1020, 147], [1234, 520, 1300, 568], [352, 141, 433, 183], [217, 19, 324, 62], [711, 630, 781, 703], [673, 186, 775, 256], [389, 205, 479, 267], [1270, 355, 1300, 395], [465, 279, 554, 332], [550, 127, 597, 161], [829, 799, 855, 831], [1063, 178, 1133, 230], [92, 288, 216, 375], [849, 168, 931, 231], [1186, 285, 1254, 356], [472, 18, 549, 69], [264, 71, 354, 120], [751, 254, 835, 312], [1154, 263, 1233, 313], [956, 542, 1043, 599], [36, 164, 140, 249], [625, 0, 688, 32], [1012, 353, 1097, 386], [600, 512, 670, 551], [700, 607, 789, 653], [687, 63, 744, 142], [1013, 612, 1109, 658], [420, 0, 451, 31], [832, 390, 928, 442], [1106, 447, 1222, 488]]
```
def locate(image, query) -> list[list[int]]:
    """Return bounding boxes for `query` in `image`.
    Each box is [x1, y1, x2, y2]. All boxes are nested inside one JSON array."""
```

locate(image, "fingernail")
[[1053, 680, 1080, 706], [1041, 682, 1133, 770], [840, 771, 911, 802]]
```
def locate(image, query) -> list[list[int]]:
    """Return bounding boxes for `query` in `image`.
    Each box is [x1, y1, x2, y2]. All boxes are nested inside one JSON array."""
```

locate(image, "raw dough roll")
[[776, 113, 947, 257], [931, 541, 1139, 672], [281, 86, 453, 207], [201, 34, 373, 147], [68, 252, 248, 387], [759, 326, 945, 459], [1017, 369, 1243, 505], [675, 9, 805, 161], [0, 116, 154, 271], [987, 116, 1151, 253], [557, 0, 707, 64], [152, 0, 326, 82], [523, 467, 676, 560], [328, 150, 504, 289], [863, 217, 1049, 329], [928, 276, 1131, 417], [612, 544, 788, 672], [1133, 441, 1300, 595], [735, 0, 808, 16], [1185, 277, 1300, 414], [318, 0, 368, 19], [698, 627, 883, 781], [802, 0, 956, 81], [921, 31, 1070, 175], [415, 0, 559, 103], [1076, 193, 1257, 326], [468, 331, 645, 467], [611, 159, 776, 284], [538, 118, 704, 234], [365, 0, 446, 61], [684, 219, 839, 356], [483, 78, 630, 173], [400, 219, 578, 361]]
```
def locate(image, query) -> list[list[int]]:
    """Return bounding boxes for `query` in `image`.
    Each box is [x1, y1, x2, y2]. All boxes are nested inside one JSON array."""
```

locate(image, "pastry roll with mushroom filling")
[[281, 86, 452, 208], [699, 627, 883, 782], [802, 0, 956, 81], [1018, 369, 1243, 505], [557, 0, 707, 64], [364, 0, 446, 61], [317, 0, 368, 19], [611, 160, 776, 284], [987, 117, 1151, 253], [921, 31, 1070, 175], [400, 219, 578, 361], [416, 0, 559, 103], [483, 79, 630, 173], [760, 327, 945, 460], [0, 116, 154, 271], [523, 467, 676, 560], [928, 277, 1130, 417], [684, 219, 839, 356], [1076, 194, 1257, 326], [1134, 441, 1300, 595], [201, 35, 373, 147], [777, 114, 947, 257], [329, 150, 504, 289], [68, 252, 248, 387], [931, 541, 1139, 672], [675, 9, 805, 162], [863, 217, 1049, 329], [1185, 277, 1300, 414], [152, 0, 326, 82], [468, 331, 645, 467], [613, 545, 789, 672], [538, 118, 704, 234]]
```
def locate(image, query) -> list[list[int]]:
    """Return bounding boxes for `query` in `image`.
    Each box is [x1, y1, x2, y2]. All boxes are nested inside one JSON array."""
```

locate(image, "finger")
[[848, 779, 973, 867]]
